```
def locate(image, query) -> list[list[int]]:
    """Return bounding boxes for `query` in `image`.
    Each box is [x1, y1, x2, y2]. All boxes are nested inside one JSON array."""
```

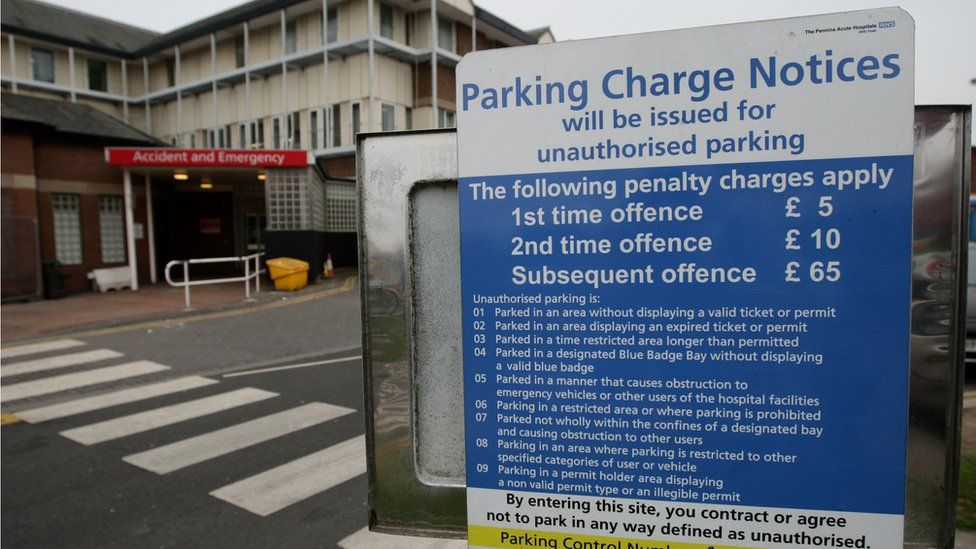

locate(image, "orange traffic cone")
[[324, 253, 335, 278]]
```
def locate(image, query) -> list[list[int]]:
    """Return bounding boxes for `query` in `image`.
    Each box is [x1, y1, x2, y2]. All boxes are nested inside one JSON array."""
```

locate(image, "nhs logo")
[[879, 20, 896, 28]]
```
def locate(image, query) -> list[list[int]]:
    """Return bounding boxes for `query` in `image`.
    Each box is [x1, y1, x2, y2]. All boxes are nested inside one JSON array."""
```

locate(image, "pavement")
[[1, 269, 355, 342]]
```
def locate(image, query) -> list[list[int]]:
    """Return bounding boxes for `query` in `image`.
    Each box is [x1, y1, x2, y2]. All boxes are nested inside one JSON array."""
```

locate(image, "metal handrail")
[[164, 252, 266, 309]]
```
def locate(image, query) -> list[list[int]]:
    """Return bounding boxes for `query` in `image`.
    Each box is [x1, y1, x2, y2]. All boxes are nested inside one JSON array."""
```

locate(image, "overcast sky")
[[43, 0, 976, 115]]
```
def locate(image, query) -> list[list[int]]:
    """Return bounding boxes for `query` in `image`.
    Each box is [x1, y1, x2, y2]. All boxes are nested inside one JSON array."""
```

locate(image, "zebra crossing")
[[1, 339, 361, 517], [2, 337, 464, 547]]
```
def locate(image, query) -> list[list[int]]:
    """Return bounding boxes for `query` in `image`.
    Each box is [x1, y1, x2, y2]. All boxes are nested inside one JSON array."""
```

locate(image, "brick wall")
[[35, 140, 123, 183], [321, 155, 356, 178], [2, 132, 36, 175], [1, 130, 39, 298], [456, 21, 504, 56], [23, 137, 152, 294], [415, 63, 457, 108]]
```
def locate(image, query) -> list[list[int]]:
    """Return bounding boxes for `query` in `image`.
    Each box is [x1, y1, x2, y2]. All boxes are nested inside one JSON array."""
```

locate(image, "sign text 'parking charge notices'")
[[457, 9, 914, 549]]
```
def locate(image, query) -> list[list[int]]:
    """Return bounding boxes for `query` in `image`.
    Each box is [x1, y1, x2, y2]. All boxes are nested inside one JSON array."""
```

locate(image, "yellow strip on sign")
[[0, 413, 22, 425], [467, 525, 753, 549]]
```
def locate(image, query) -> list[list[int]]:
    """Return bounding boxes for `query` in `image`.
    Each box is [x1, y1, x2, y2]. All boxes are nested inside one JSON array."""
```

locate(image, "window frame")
[[285, 20, 298, 54], [405, 12, 414, 46], [309, 108, 325, 150], [97, 195, 126, 264], [381, 102, 396, 132], [326, 7, 338, 43], [288, 111, 301, 149], [380, 4, 394, 39], [234, 36, 246, 68], [351, 101, 362, 138], [438, 108, 455, 129], [437, 17, 455, 52], [331, 104, 341, 147], [30, 48, 55, 83], [51, 193, 83, 265], [86, 58, 108, 92]]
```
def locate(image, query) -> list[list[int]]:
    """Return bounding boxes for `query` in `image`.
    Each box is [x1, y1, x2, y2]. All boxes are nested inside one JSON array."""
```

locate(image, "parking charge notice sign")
[[457, 9, 913, 549]]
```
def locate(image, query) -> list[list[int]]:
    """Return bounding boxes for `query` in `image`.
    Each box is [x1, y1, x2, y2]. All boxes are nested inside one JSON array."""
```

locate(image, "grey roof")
[[526, 26, 553, 40], [1, 0, 159, 57], [0, 0, 540, 59], [1, 93, 159, 144], [473, 4, 537, 45]]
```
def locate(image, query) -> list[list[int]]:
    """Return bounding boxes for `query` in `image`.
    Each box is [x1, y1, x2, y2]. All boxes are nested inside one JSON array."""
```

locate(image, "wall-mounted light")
[[173, 170, 189, 181], [200, 182, 213, 190], [257, 171, 267, 181]]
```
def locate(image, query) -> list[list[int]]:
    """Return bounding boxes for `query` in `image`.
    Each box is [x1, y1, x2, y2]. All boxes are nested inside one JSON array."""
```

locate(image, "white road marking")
[[1, 339, 85, 360], [210, 434, 366, 516], [123, 402, 355, 474], [1, 349, 123, 378], [222, 355, 361, 378], [1, 361, 169, 403], [17, 376, 217, 423], [60, 388, 277, 445], [338, 527, 466, 549]]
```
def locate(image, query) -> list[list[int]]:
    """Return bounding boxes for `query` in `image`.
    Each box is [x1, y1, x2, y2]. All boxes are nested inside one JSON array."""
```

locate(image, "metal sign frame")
[[357, 106, 971, 546]]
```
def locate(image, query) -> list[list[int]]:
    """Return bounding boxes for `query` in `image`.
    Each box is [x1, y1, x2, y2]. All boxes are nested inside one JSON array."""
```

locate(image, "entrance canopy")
[[102, 147, 318, 291], [105, 147, 313, 183]]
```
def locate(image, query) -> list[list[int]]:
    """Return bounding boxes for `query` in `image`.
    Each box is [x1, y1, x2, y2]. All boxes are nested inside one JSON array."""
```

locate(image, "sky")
[[41, 0, 976, 118]]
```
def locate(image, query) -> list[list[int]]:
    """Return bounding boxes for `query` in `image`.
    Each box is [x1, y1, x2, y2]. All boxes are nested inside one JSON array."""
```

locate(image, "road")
[[1, 283, 463, 548]]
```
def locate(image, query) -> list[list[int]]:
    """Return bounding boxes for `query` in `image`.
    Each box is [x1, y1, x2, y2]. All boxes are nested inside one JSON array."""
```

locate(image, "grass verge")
[[959, 453, 976, 530]]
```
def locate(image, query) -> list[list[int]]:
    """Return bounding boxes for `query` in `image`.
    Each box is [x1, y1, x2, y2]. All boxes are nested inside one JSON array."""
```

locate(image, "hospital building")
[[0, 0, 553, 298]]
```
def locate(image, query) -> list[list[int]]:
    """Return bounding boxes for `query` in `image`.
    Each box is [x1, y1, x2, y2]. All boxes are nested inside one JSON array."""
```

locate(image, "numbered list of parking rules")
[[460, 154, 912, 544]]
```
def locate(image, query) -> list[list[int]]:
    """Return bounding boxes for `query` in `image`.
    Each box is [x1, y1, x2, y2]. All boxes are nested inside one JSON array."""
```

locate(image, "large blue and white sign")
[[458, 9, 914, 549]]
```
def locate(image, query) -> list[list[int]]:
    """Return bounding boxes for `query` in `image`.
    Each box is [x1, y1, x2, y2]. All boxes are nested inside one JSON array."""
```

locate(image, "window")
[[266, 169, 325, 231], [285, 20, 298, 54], [437, 17, 454, 51], [380, 4, 394, 39], [249, 119, 265, 148], [325, 180, 357, 232], [405, 13, 414, 45], [166, 58, 175, 87], [381, 103, 395, 131], [245, 213, 266, 251], [438, 108, 455, 128], [206, 127, 227, 148], [30, 48, 54, 83], [326, 7, 338, 43], [235, 36, 245, 68], [239, 124, 246, 149], [288, 111, 301, 149], [405, 107, 413, 130], [309, 110, 320, 149], [52, 194, 82, 265], [351, 102, 361, 137], [87, 59, 107, 92], [272, 117, 282, 148], [98, 196, 125, 264], [331, 104, 341, 147]]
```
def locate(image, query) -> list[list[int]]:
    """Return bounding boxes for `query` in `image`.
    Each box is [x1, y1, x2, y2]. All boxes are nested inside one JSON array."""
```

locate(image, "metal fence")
[[164, 252, 265, 309]]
